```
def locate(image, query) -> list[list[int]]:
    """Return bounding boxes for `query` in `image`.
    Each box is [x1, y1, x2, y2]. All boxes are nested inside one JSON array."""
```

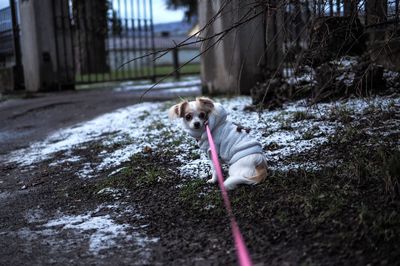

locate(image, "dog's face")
[[169, 97, 215, 132]]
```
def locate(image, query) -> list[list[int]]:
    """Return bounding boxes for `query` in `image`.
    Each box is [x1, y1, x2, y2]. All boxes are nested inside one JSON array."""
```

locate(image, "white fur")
[[207, 154, 265, 190]]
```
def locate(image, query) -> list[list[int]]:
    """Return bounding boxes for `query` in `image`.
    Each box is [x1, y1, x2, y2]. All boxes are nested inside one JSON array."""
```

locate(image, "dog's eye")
[[199, 112, 206, 119], [185, 114, 192, 121]]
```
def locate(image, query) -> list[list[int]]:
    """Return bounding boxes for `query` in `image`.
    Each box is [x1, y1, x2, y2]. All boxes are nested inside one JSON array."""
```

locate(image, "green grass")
[[292, 111, 316, 122], [178, 179, 224, 215], [75, 64, 200, 83], [328, 105, 354, 124]]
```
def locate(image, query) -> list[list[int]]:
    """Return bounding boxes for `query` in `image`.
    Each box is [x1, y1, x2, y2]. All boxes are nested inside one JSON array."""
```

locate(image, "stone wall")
[[198, 0, 265, 95]]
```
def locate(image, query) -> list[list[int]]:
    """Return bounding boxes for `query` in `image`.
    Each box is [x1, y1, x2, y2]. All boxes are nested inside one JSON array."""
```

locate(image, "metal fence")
[[52, 0, 199, 86], [0, 6, 13, 66], [0, 1, 23, 89], [273, 0, 400, 76], [306, 0, 400, 27], [51, 0, 156, 85]]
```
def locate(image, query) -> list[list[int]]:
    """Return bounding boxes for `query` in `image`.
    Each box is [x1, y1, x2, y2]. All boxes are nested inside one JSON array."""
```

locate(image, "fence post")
[[19, 0, 74, 91], [9, 0, 24, 90], [172, 47, 180, 80]]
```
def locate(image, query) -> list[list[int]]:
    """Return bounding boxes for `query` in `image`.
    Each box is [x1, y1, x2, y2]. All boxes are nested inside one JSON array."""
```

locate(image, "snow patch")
[[44, 205, 158, 255], [3, 94, 399, 177]]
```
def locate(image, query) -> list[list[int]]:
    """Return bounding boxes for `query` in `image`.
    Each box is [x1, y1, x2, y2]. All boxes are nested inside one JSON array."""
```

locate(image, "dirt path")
[[0, 85, 200, 265]]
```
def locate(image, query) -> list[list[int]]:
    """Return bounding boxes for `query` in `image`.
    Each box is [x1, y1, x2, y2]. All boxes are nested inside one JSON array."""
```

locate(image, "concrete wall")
[[198, 0, 265, 95], [19, 0, 71, 92]]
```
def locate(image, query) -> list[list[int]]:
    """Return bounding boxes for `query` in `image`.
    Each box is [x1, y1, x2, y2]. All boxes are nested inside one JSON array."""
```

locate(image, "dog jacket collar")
[[197, 103, 263, 165]]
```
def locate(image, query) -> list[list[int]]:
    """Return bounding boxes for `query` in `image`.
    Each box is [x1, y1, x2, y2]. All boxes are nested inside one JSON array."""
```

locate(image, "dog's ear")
[[196, 97, 214, 111], [168, 101, 188, 119]]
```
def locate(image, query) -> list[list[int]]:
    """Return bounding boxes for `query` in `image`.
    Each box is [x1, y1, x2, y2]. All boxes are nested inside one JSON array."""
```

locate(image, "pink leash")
[[205, 125, 253, 266]]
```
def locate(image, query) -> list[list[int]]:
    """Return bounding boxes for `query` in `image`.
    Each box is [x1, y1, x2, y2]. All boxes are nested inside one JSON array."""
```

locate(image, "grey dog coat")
[[185, 103, 264, 165]]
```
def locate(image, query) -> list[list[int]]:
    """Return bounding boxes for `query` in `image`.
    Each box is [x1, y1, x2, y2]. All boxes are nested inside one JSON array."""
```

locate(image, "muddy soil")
[[0, 87, 196, 265]]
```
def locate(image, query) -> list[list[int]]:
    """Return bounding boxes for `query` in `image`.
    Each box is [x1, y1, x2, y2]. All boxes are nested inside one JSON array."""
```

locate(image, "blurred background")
[[0, 0, 399, 97], [0, 0, 199, 92]]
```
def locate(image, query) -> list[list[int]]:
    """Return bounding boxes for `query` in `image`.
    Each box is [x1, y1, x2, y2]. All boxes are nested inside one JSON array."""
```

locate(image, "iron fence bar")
[[107, 2, 111, 80], [137, 0, 145, 78], [81, 1, 92, 83], [60, 0, 70, 83], [9, 1, 20, 66], [67, 0, 76, 84], [351, 0, 358, 17], [344, 0, 349, 15], [143, 0, 148, 78], [149, 0, 156, 81], [172, 47, 180, 80], [131, 0, 139, 78], [117, 0, 123, 80], [90, 0, 99, 83], [52, 1, 61, 88], [106, 5, 111, 82], [75, 0, 83, 83], [336, 0, 341, 15], [319, 0, 323, 15], [312, 0, 316, 15], [102, 0, 107, 82], [143, 0, 151, 79], [130, 0, 136, 78], [111, 1, 118, 81], [124, 0, 132, 79], [117, 0, 126, 79], [123, 0, 129, 80], [10, 0, 24, 89]]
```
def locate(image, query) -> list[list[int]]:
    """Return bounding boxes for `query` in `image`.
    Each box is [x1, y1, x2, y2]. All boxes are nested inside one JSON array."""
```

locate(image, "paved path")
[[0, 84, 200, 155]]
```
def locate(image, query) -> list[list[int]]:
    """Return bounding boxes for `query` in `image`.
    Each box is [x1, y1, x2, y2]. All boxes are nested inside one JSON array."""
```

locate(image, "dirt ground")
[[0, 86, 198, 265], [0, 85, 399, 265]]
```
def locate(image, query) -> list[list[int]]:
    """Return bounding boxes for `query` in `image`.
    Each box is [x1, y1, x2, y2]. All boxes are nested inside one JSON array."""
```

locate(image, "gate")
[[52, 0, 156, 85], [0, 6, 13, 67], [0, 0, 23, 90]]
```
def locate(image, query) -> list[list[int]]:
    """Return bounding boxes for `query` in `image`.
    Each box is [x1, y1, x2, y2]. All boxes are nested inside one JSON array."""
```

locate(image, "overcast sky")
[[0, 0, 184, 24], [0, 0, 8, 9]]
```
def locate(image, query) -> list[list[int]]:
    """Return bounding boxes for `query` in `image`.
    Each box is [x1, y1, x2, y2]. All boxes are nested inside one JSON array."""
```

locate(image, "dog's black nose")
[[194, 122, 201, 129]]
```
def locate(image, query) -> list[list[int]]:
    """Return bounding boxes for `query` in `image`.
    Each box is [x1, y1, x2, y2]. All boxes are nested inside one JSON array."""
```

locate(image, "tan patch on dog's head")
[[168, 100, 189, 119], [195, 97, 215, 114]]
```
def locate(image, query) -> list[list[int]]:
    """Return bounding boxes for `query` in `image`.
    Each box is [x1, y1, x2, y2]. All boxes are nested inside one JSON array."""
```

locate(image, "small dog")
[[168, 97, 267, 190]]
